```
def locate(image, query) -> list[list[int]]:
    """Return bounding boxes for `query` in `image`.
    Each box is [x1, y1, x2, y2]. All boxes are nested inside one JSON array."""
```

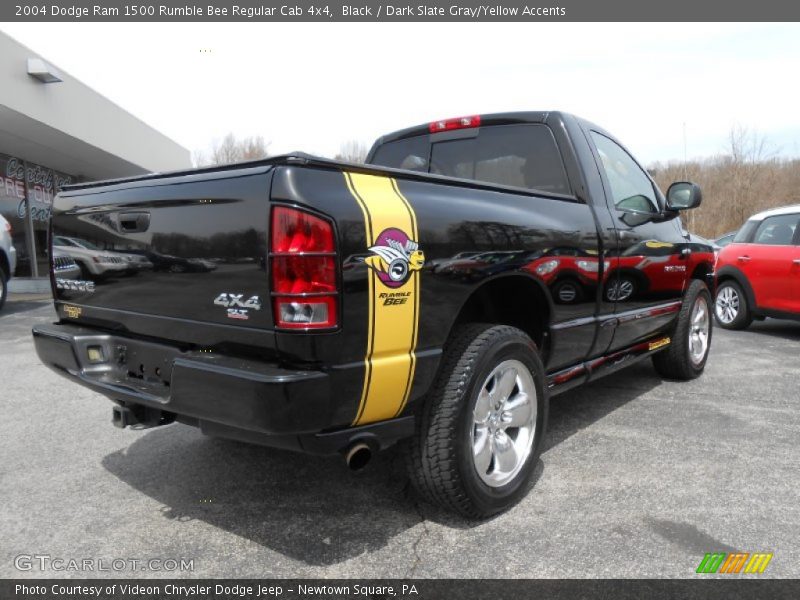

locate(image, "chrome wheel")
[[715, 285, 739, 325], [471, 359, 537, 488], [689, 295, 710, 365], [606, 278, 635, 302]]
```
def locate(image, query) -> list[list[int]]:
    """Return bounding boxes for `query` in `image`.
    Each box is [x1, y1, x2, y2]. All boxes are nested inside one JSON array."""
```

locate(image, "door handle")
[[618, 229, 635, 240], [118, 212, 150, 233], [738, 256, 751, 262], [793, 258, 800, 266]]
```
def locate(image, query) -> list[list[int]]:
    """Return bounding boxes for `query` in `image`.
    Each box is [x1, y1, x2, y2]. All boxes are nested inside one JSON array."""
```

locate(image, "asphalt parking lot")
[[1, 297, 798, 579]]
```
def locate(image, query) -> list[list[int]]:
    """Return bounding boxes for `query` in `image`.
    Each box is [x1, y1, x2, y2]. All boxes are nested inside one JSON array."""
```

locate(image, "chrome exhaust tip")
[[344, 441, 372, 471]]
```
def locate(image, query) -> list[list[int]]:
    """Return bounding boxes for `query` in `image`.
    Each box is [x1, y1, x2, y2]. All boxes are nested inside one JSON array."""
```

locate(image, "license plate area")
[[117, 339, 179, 392]]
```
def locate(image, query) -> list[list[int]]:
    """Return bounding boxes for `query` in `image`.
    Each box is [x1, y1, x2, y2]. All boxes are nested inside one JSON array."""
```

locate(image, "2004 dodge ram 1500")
[[33, 112, 715, 517]]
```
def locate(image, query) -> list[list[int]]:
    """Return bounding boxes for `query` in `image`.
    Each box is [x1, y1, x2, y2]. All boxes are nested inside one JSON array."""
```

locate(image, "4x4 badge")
[[362, 227, 425, 288], [214, 294, 262, 320], [213, 293, 262, 310]]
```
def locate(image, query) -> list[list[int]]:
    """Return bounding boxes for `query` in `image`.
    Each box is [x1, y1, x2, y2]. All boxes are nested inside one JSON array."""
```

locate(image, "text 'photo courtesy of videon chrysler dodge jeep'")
[[33, 111, 714, 517]]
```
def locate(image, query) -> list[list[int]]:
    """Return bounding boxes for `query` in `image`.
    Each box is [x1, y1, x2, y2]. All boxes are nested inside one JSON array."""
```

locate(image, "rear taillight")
[[429, 115, 481, 133], [270, 206, 338, 329]]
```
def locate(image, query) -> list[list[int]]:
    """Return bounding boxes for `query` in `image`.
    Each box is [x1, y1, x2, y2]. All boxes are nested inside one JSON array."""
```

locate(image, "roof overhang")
[[0, 32, 190, 180], [0, 104, 146, 179]]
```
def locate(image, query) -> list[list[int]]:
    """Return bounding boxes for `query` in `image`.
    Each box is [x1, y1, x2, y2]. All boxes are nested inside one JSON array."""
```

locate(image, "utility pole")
[[683, 122, 688, 180], [683, 121, 693, 231]]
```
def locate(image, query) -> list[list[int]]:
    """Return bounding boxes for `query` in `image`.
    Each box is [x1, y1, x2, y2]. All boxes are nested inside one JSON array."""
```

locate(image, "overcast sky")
[[3, 22, 800, 164]]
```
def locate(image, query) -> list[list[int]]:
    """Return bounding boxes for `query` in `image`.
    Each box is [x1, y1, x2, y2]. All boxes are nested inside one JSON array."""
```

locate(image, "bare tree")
[[651, 126, 787, 239], [194, 133, 270, 166], [334, 140, 369, 163], [724, 125, 777, 226]]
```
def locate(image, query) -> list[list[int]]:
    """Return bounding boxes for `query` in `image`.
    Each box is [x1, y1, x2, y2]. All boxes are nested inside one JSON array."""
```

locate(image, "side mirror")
[[666, 181, 702, 211]]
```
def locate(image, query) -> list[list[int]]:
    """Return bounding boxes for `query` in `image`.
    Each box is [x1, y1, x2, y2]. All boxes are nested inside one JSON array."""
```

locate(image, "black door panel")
[[585, 128, 689, 352]]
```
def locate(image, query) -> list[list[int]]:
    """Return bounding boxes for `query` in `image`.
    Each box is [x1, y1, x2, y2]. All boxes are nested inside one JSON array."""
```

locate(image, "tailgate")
[[51, 168, 275, 345]]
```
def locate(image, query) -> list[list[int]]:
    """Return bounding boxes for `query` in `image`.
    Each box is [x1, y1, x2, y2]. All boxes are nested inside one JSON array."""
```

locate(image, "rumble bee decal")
[[363, 227, 425, 288], [344, 172, 422, 426]]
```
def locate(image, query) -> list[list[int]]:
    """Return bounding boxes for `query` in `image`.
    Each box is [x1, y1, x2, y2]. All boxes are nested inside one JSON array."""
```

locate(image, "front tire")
[[403, 324, 547, 518], [652, 279, 713, 380], [714, 280, 752, 330]]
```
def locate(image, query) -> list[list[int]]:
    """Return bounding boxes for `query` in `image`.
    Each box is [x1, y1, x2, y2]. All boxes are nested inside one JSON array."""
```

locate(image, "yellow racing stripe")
[[344, 172, 421, 425]]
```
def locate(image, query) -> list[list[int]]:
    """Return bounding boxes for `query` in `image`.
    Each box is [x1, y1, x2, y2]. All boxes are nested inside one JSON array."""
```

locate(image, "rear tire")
[[714, 280, 752, 330], [0, 263, 7, 311], [403, 323, 547, 518], [652, 279, 712, 380]]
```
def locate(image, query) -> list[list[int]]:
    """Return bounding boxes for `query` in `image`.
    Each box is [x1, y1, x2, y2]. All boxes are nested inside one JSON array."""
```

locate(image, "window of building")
[[0, 152, 75, 277]]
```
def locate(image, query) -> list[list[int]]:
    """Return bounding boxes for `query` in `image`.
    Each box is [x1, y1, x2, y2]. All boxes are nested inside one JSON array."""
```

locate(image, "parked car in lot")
[[52, 249, 82, 281], [34, 111, 713, 517], [116, 252, 155, 274], [523, 247, 603, 304], [426, 250, 482, 272], [436, 250, 531, 280], [0, 215, 17, 311], [52, 236, 128, 280], [523, 237, 716, 306], [714, 231, 737, 248], [714, 204, 800, 329], [132, 249, 217, 273], [605, 236, 716, 303]]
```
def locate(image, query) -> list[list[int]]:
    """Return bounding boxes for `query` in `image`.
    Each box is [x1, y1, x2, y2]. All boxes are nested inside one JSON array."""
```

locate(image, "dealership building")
[[0, 32, 191, 292]]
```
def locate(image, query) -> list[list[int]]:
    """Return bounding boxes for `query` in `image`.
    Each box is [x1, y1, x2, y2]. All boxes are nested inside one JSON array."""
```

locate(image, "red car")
[[524, 247, 605, 304], [714, 204, 800, 329], [607, 239, 715, 302], [524, 240, 715, 305]]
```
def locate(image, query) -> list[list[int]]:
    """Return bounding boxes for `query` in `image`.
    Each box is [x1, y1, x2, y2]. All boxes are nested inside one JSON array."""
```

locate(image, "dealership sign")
[[1, 155, 73, 223]]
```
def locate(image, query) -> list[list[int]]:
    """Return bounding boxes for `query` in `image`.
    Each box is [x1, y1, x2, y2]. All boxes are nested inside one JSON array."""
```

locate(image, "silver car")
[[51, 235, 128, 279], [52, 249, 81, 281], [0, 215, 18, 310]]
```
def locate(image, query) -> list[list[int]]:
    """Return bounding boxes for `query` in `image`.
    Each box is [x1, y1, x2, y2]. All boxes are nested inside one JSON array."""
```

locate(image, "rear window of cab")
[[370, 124, 571, 196]]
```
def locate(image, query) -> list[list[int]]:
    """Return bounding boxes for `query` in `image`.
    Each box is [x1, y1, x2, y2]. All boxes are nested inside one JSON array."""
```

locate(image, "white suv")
[[52, 236, 128, 279], [0, 215, 18, 311]]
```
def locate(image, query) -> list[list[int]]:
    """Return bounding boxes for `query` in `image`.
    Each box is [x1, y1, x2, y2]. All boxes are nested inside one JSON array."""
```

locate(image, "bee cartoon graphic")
[[362, 227, 425, 288]]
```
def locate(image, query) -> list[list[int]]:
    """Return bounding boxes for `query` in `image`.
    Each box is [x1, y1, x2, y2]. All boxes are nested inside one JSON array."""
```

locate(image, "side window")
[[733, 220, 758, 243], [752, 214, 800, 246], [591, 132, 658, 213]]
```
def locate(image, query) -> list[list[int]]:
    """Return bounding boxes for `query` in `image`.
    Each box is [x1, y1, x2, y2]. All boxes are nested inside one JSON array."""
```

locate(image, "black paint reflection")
[[51, 172, 273, 329]]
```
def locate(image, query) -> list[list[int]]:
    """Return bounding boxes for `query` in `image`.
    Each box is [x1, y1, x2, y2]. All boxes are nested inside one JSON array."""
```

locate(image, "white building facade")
[[0, 32, 190, 290]]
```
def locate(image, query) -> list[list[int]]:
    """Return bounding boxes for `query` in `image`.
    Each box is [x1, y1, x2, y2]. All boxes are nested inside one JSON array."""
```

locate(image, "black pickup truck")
[[33, 112, 714, 517]]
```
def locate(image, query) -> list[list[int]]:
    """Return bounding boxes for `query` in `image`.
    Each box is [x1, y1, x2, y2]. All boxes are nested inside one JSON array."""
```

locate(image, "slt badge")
[[214, 293, 262, 321]]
